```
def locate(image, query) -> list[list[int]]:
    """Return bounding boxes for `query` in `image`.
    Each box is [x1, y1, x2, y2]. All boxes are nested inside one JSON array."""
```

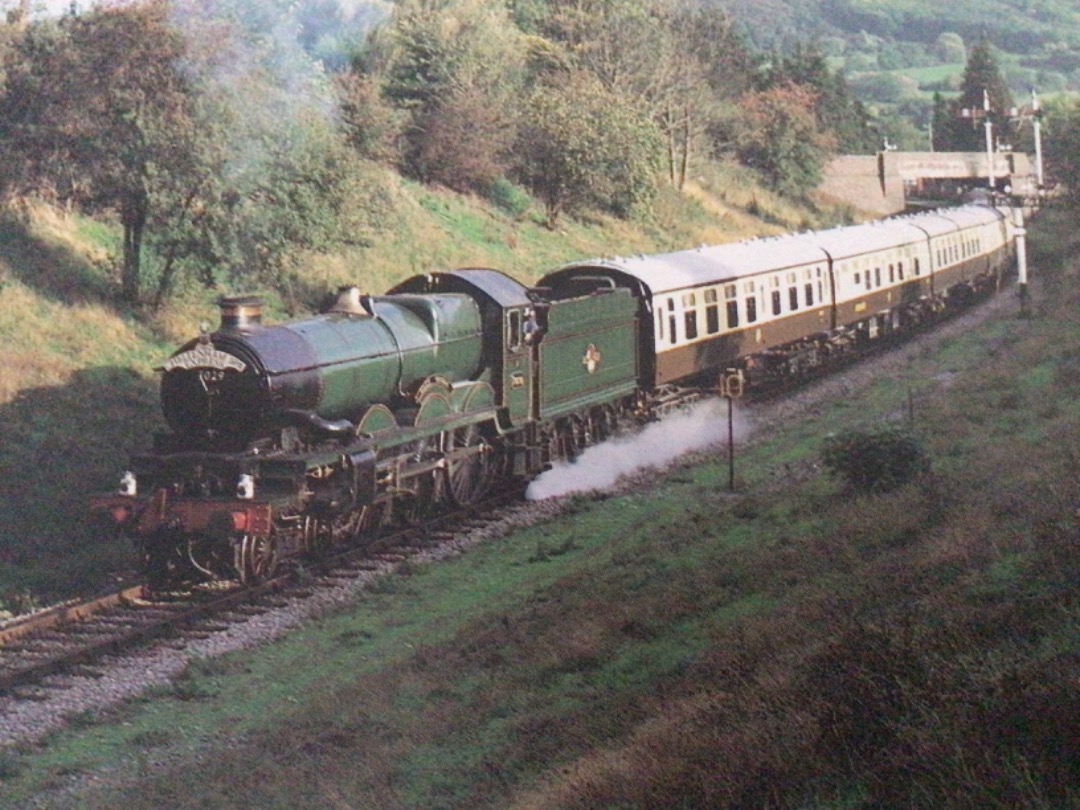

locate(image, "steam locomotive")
[[92, 203, 1016, 585]]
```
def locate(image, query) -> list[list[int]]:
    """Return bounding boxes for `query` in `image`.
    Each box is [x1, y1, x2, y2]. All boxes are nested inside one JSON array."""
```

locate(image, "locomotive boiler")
[[159, 290, 485, 450], [93, 270, 643, 585]]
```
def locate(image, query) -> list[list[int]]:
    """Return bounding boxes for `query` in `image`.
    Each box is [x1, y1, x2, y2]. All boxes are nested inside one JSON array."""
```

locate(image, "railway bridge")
[[819, 150, 1037, 215]]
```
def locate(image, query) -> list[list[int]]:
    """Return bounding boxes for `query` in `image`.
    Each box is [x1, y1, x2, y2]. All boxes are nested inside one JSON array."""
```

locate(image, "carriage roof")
[[548, 205, 1005, 297]]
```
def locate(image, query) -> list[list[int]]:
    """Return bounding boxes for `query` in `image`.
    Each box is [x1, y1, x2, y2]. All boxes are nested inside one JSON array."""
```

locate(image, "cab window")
[[507, 310, 522, 351]]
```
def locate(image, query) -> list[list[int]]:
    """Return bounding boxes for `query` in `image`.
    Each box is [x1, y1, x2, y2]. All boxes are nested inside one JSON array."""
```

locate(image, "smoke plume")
[[526, 400, 752, 501]]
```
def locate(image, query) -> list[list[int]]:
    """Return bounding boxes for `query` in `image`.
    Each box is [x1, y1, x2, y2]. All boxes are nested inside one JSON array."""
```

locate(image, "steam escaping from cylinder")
[[526, 399, 752, 501]]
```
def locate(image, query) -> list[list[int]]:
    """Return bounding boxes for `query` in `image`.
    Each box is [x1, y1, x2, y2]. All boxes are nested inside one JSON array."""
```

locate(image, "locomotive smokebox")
[[218, 295, 263, 333]]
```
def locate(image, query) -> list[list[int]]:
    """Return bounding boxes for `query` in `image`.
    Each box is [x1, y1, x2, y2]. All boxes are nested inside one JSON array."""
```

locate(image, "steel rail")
[[0, 486, 522, 698]]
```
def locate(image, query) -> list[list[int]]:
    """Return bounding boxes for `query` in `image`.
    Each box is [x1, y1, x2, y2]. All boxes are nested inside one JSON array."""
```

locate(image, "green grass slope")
[[1, 207, 1077, 808]]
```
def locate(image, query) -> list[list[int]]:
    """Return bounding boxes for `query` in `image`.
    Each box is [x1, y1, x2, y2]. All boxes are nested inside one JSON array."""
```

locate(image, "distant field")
[[896, 62, 965, 87]]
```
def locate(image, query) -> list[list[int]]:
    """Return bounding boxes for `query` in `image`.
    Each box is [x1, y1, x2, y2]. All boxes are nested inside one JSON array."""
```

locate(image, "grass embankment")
[[0, 164, 810, 608], [2, 207, 1077, 808]]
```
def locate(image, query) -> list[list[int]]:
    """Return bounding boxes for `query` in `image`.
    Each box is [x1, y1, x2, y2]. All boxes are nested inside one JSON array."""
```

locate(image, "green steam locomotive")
[[92, 203, 1016, 585]]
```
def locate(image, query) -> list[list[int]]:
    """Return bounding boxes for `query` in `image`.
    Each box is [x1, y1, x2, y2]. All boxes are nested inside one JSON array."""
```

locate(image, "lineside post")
[[720, 370, 745, 492], [1014, 207, 1029, 318]]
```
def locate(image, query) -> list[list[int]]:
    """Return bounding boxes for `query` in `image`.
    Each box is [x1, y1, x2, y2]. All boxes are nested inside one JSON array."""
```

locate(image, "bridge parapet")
[[819, 150, 1036, 215]]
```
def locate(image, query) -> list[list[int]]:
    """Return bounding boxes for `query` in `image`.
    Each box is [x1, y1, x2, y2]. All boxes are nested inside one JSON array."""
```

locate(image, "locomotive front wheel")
[[235, 534, 278, 585]]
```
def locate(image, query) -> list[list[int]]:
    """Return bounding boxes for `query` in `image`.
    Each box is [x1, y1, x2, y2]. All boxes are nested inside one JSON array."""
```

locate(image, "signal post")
[[720, 370, 745, 492]]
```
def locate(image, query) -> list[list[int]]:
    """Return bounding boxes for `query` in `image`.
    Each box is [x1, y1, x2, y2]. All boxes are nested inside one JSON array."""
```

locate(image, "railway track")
[[0, 490, 519, 707], [0, 281, 1019, 730]]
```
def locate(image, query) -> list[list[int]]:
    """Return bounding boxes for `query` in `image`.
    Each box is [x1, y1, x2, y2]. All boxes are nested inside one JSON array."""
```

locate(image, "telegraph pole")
[[1031, 90, 1045, 191], [984, 90, 996, 190]]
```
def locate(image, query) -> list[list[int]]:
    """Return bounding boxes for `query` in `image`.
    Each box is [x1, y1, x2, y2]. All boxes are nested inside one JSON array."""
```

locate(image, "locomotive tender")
[[92, 203, 1016, 585]]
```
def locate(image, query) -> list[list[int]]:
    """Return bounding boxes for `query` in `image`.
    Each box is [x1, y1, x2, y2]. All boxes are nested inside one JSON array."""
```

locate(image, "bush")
[[486, 177, 532, 217], [822, 427, 929, 493]]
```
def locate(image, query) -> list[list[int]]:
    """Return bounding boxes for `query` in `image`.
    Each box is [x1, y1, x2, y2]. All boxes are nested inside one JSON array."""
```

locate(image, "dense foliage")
[[0, 0, 386, 305], [2, 0, 1078, 304], [0, 0, 883, 304]]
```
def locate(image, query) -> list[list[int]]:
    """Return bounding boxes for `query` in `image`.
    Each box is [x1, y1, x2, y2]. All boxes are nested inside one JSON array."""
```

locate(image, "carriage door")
[[503, 307, 534, 423]]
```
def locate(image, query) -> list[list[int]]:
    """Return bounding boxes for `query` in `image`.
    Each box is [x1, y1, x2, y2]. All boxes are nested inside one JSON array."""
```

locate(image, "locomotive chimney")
[[218, 295, 263, 333]]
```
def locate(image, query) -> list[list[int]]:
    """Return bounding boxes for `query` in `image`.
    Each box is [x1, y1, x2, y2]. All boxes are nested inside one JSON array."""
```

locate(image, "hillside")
[[716, 0, 1080, 54], [1, 207, 1077, 809], [712, 0, 1080, 147]]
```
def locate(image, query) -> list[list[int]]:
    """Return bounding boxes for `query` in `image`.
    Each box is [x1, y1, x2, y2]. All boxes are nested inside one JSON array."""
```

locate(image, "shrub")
[[486, 177, 532, 217], [822, 427, 929, 493]]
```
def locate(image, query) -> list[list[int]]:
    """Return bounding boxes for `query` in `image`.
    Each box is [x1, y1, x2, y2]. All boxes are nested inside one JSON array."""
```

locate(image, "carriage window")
[[656, 308, 664, 341], [898, 262, 904, 280], [685, 310, 698, 339], [854, 272, 861, 285], [888, 264, 895, 283], [726, 300, 739, 329], [720, 285, 736, 327], [875, 268, 881, 287], [743, 282, 757, 323], [804, 283, 814, 307], [683, 293, 698, 340], [705, 289, 720, 334], [668, 298, 677, 344], [772, 290, 782, 316], [788, 287, 799, 311], [914, 257, 921, 276]]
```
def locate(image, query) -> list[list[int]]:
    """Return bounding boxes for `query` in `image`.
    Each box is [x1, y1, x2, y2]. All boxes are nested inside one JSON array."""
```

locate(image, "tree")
[[0, 2, 385, 306], [408, 83, 516, 193], [770, 45, 879, 154], [731, 82, 836, 197], [336, 71, 404, 164], [529, 1, 755, 192], [936, 40, 1015, 152], [934, 32, 967, 64], [375, 0, 526, 192], [539, 0, 663, 97], [515, 73, 661, 228], [1045, 101, 1080, 205], [931, 92, 954, 151], [0, 3, 201, 302], [656, 4, 756, 190]]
